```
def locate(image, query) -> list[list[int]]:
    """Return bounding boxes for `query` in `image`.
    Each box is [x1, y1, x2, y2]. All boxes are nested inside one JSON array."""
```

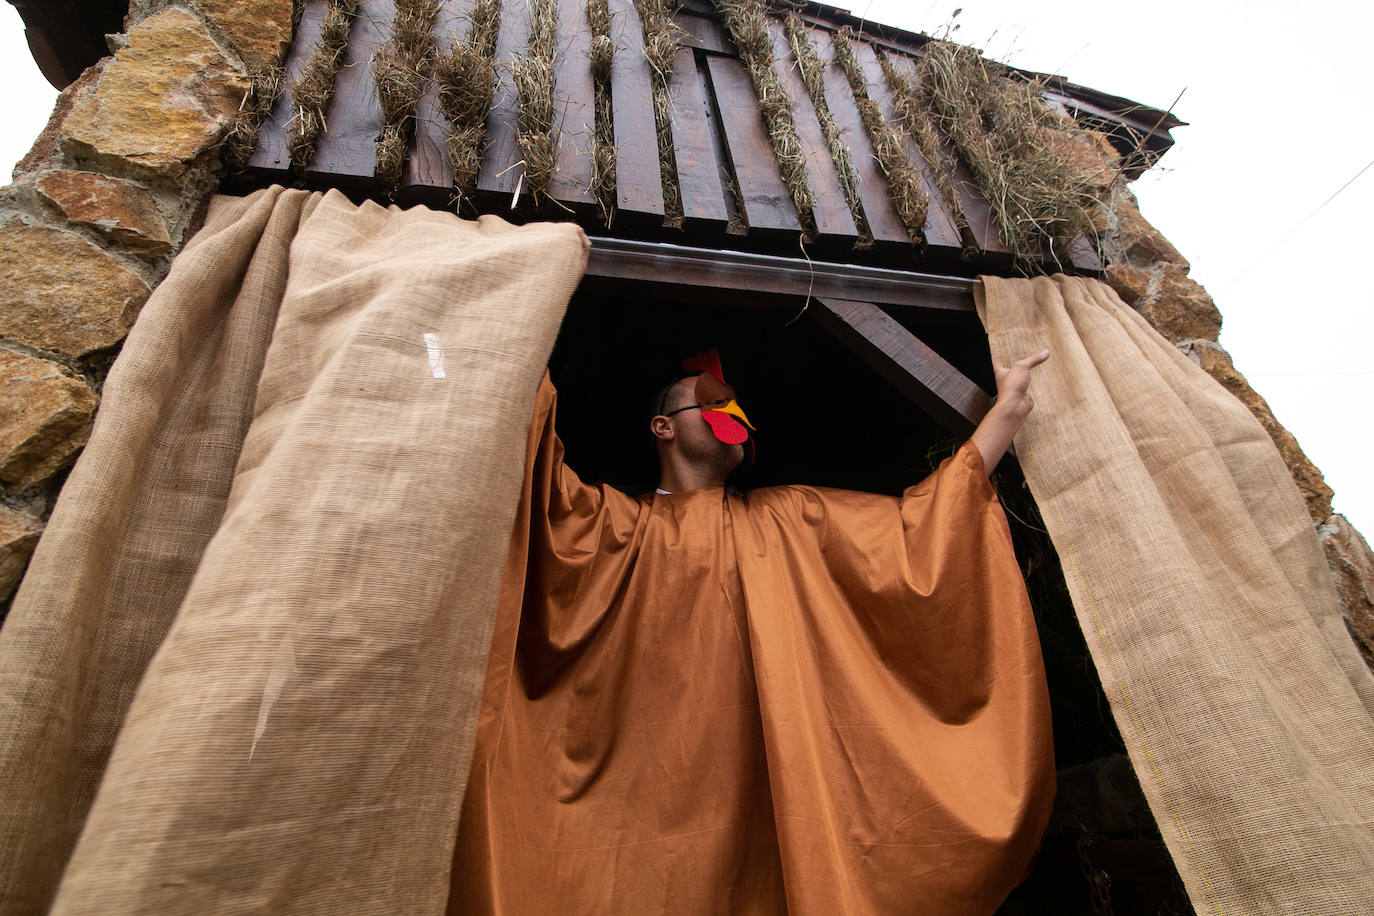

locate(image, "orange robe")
[[450, 376, 1054, 914]]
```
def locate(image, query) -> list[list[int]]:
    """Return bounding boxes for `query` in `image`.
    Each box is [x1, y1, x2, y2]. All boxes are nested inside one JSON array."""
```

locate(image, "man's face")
[[663, 375, 747, 474]]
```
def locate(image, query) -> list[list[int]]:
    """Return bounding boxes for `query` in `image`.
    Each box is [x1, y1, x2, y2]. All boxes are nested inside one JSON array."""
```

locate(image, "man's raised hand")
[[993, 349, 1051, 423], [970, 349, 1050, 474]]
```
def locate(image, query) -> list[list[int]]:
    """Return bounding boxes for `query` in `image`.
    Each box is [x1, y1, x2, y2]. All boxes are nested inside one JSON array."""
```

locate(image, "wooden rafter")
[[810, 296, 992, 435]]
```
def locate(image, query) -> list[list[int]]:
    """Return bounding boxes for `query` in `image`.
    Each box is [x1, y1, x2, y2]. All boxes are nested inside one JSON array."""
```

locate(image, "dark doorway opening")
[[548, 286, 988, 495]]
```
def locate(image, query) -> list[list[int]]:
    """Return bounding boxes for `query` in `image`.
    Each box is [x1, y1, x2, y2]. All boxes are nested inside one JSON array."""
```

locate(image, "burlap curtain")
[[978, 275, 1374, 915], [0, 186, 587, 914]]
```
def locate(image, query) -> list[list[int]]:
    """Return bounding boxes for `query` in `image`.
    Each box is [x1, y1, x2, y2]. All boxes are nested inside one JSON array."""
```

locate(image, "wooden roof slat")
[[667, 46, 729, 229], [849, 39, 961, 250], [248, 0, 331, 178], [674, 11, 733, 56], [548, 0, 596, 205], [764, 18, 856, 242], [475, 0, 529, 196], [307, 0, 394, 183], [883, 52, 1010, 254], [811, 297, 991, 435], [403, 0, 473, 194], [705, 54, 802, 234], [607, 0, 665, 219], [238, 0, 1115, 276], [809, 28, 908, 245]]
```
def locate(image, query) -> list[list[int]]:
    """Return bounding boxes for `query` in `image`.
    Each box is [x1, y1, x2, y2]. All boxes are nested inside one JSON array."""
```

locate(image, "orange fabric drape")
[[449, 376, 1054, 915]]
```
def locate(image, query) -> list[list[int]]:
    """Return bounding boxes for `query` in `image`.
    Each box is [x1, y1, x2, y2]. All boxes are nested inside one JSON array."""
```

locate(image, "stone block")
[[1190, 340, 1333, 522], [1103, 263, 1152, 306], [0, 505, 43, 602], [195, 0, 295, 72], [1320, 513, 1374, 668], [0, 221, 151, 358], [1137, 263, 1221, 343], [1115, 198, 1189, 269], [60, 7, 250, 178], [37, 171, 172, 254], [14, 61, 106, 178], [0, 350, 99, 486]]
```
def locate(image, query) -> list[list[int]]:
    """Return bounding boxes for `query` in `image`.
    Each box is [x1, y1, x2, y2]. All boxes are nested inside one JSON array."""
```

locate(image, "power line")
[[1218, 156, 1374, 295]]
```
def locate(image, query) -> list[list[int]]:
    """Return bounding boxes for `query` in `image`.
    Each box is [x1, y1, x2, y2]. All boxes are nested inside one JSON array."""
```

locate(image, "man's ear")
[[649, 415, 675, 442]]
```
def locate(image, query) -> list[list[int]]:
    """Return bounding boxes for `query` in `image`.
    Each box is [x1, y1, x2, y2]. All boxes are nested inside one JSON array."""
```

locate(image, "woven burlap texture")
[[0, 186, 588, 914], [978, 275, 1374, 915]]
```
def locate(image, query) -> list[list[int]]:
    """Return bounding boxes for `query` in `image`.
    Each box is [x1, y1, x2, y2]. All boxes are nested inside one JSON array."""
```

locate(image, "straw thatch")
[[783, 14, 870, 246], [435, 0, 501, 199], [714, 0, 817, 239], [373, 0, 442, 187], [588, 0, 617, 224], [287, 0, 360, 171], [877, 50, 970, 248], [634, 0, 685, 226], [223, 65, 287, 171], [831, 26, 926, 243], [513, 0, 559, 200], [919, 39, 1112, 264]]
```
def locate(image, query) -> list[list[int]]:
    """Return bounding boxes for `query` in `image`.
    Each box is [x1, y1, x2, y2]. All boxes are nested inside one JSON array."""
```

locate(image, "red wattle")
[[702, 411, 748, 445]]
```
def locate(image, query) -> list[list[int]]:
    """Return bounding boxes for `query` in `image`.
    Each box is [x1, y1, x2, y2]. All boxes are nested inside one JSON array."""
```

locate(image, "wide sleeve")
[[731, 441, 1054, 914], [480, 372, 644, 708]]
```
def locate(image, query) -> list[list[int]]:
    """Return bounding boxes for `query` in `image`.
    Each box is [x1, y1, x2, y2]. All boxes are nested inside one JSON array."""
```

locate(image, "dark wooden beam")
[[9, 0, 125, 89], [810, 297, 992, 435], [584, 236, 976, 312]]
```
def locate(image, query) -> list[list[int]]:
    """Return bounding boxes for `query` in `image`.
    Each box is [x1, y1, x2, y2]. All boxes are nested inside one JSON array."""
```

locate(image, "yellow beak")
[[710, 398, 755, 430]]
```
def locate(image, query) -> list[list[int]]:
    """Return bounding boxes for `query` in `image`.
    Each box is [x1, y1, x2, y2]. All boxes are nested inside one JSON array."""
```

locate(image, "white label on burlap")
[[424, 332, 446, 378], [250, 632, 299, 762]]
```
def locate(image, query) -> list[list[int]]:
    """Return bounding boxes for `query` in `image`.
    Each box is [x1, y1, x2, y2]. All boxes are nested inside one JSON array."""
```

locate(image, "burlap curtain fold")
[[0, 186, 587, 915], [978, 275, 1374, 915]]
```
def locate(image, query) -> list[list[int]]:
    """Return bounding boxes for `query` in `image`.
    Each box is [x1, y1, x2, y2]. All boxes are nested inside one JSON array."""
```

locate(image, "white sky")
[[2, 2, 1369, 533]]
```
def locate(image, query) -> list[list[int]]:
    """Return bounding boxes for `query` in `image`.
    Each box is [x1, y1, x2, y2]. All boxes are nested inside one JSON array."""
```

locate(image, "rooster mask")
[[663, 350, 755, 450]]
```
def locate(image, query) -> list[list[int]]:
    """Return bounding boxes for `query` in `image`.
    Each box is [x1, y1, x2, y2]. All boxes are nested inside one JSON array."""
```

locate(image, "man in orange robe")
[[450, 351, 1055, 914]]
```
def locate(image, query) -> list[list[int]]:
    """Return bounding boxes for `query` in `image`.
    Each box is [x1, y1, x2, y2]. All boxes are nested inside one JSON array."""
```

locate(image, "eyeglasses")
[[663, 398, 732, 418]]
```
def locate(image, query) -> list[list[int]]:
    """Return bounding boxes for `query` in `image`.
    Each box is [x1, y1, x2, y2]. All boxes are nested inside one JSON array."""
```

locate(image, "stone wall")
[[0, 2, 292, 606]]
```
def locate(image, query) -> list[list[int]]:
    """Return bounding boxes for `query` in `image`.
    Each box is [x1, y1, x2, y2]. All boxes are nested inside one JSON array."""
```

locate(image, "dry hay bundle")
[[288, 0, 360, 171], [634, 0, 685, 226], [513, 0, 559, 200], [831, 26, 926, 243], [714, 0, 816, 239], [877, 50, 970, 247], [783, 14, 869, 246], [588, 0, 617, 224], [223, 65, 287, 171], [436, 0, 501, 198], [373, 0, 442, 186], [918, 40, 1111, 264]]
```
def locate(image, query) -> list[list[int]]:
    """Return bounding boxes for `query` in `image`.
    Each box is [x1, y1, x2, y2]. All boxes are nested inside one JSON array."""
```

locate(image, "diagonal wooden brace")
[[812, 297, 993, 436]]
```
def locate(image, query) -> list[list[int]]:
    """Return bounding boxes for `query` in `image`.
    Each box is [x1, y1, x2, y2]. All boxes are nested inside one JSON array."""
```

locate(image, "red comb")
[[682, 350, 725, 384]]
